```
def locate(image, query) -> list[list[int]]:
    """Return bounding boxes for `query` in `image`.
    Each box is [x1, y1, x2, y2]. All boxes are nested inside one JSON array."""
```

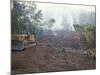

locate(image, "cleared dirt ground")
[[11, 41, 96, 75]]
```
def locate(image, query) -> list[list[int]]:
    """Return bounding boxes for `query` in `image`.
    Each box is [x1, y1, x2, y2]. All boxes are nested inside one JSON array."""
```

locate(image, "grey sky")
[[36, 2, 95, 31]]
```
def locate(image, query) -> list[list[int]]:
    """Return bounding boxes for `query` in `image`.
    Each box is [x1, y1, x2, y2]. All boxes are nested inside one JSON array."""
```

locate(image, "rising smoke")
[[36, 2, 95, 31]]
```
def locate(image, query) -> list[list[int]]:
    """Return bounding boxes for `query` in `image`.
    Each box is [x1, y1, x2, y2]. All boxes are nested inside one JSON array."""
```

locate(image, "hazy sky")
[[36, 2, 95, 31]]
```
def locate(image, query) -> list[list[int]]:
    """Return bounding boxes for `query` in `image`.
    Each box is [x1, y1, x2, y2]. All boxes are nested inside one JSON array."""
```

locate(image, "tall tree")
[[11, 1, 43, 39], [47, 18, 55, 30]]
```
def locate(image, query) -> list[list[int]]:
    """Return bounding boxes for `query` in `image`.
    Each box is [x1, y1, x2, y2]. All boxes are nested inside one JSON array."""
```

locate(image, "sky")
[[16, 0, 95, 5], [35, 2, 95, 31]]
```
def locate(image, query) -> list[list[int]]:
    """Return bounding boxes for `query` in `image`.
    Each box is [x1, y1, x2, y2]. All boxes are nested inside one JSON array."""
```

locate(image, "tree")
[[47, 18, 55, 30], [84, 25, 96, 48], [11, 1, 43, 40], [74, 24, 96, 49]]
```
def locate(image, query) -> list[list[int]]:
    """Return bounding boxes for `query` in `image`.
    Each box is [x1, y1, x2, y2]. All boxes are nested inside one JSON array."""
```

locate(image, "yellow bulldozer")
[[11, 34, 36, 50]]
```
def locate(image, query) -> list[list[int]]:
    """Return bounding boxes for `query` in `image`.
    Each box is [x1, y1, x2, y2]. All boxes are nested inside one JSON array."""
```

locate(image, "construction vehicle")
[[11, 33, 36, 50]]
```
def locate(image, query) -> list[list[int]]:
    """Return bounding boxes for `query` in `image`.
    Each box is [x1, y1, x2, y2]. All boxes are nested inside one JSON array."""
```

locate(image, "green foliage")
[[74, 24, 96, 48], [11, 1, 43, 36], [47, 18, 55, 29]]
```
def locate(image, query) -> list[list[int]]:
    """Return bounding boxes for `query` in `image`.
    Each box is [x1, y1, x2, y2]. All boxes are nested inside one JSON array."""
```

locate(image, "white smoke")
[[36, 2, 95, 31]]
